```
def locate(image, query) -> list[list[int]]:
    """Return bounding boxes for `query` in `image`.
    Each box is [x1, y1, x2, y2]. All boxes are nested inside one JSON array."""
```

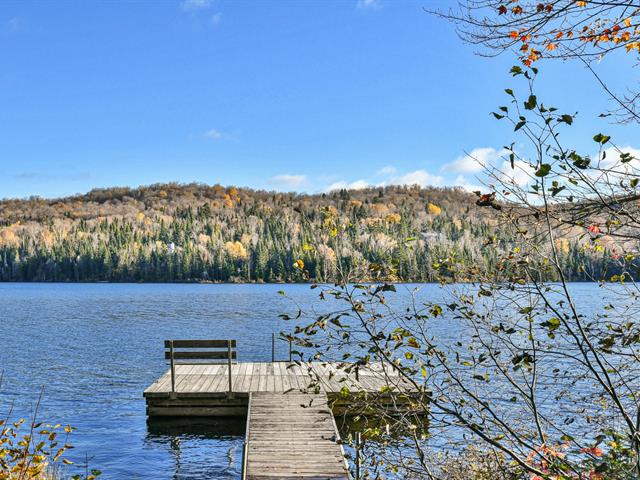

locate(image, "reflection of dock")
[[143, 341, 423, 479]]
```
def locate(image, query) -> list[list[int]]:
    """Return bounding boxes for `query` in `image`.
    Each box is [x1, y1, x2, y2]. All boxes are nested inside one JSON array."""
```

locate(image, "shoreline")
[[0, 279, 605, 285]]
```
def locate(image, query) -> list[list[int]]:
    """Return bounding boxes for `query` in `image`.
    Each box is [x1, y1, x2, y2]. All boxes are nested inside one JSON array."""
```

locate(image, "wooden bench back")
[[164, 339, 237, 364]]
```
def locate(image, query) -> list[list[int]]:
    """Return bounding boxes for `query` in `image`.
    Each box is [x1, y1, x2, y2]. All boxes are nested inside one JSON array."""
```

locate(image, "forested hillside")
[[0, 183, 609, 282]]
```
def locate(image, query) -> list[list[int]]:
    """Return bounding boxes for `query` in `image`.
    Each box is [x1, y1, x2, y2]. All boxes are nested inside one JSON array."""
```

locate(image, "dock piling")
[[169, 340, 176, 393], [271, 333, 275, 362], [227, 339, 233, 395]]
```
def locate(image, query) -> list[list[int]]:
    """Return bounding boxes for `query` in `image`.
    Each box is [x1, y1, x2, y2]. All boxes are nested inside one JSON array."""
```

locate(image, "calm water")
[[0, 283, 616, 479]]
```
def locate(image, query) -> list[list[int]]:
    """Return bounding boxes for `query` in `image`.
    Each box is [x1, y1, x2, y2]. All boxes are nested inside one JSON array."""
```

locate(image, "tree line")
[[0, 182, 618, 282]]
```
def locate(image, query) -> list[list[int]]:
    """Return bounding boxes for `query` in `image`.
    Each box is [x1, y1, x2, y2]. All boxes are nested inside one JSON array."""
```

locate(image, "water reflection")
[[145, 417, 246, 480]]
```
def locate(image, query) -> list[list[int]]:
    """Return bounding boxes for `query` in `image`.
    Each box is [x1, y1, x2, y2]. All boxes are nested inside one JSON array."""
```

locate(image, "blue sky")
[[1, 0, 637, 199]]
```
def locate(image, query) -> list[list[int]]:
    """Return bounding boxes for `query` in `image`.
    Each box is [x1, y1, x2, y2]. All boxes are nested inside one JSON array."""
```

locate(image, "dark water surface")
[[0, 283, 613, 479]]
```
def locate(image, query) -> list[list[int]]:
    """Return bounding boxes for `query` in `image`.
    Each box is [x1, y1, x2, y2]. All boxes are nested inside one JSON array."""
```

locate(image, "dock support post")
[[227, 339, 233, 395], [355, 431, 362, 480], [271, 333, 275, 362], [169, 340, 176, 393], [288, 338, 292, 362]]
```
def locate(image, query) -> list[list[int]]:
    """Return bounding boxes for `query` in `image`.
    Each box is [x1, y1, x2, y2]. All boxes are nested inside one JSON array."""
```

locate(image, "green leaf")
[[524, 95, 537, 110], [570, 152, 590, 169], [329, 318, 343, 327], [492, 112, 505, 120], [620, 152, 634, 164], [559, 114, 573, 125], [514, 120, 526, 131], [535, 164, 551, 177], [510, 66, 523, 76], [541, 317, 561, 337], [593, 133, 611, 144], [505, 88, 514, 97]]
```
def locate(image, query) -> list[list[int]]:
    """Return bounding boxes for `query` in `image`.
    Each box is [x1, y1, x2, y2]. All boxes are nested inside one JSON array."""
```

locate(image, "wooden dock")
[[144, 361, 416, 416], [244, 392, 349, 479], [144, 359, 422, 479]]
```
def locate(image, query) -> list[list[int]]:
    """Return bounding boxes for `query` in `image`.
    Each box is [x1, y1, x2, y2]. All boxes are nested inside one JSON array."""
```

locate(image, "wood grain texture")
[[164, 339, 237, 348], [144, 361, 415, 397], [244, 392, 349, 480]]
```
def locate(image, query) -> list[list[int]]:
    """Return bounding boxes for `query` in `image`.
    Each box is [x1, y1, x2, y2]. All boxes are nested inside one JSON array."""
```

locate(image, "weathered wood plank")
[[144, 360, 421, 403], [165, 350, 237, 360], [245, 392, 349, 480], [164, 339, 236, 348]]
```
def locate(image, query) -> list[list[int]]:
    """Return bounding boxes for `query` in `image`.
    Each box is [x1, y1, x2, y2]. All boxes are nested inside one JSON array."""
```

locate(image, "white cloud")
[[390, 170, 444, 187], [453, 175, 484, 193], [499, 159, 533, 186], [599, 145, 640, 169], [357, 0, 381, 9], [325, 168, 444, 192], [326, 179, 370, 191], [377, 166, 397, 176], [271, 174, 308, 188], [204, 128, 225, 140], [441, 147, 506, 174], [181, 0, 213, 11]]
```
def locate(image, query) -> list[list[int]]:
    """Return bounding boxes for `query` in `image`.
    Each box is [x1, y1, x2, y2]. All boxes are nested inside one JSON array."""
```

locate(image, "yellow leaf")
[[427, 203, 442, 215]]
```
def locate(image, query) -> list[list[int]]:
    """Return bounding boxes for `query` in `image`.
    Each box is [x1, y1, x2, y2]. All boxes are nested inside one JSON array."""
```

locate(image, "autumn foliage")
[[0, 183, 620, 283]]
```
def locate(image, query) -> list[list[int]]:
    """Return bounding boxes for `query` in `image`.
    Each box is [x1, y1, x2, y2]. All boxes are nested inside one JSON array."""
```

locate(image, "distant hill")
[[0, 183, 606, 282]]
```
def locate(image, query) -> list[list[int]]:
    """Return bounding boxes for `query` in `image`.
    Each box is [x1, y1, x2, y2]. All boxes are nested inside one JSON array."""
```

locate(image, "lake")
[[0, 282, 616, 479]]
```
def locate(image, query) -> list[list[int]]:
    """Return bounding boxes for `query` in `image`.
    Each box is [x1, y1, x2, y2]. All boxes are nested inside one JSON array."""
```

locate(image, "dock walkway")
[[144, 360, 421, 479], [244, 392, 349, 480]]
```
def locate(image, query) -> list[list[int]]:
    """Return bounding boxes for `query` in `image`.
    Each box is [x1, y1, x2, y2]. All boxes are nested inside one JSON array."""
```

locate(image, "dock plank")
[[245, 392, 349, 480]]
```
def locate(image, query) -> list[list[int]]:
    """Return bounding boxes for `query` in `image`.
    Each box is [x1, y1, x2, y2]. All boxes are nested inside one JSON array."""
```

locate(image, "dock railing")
[[164, 339, 237, 395], [163, 334, 293, 398]]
